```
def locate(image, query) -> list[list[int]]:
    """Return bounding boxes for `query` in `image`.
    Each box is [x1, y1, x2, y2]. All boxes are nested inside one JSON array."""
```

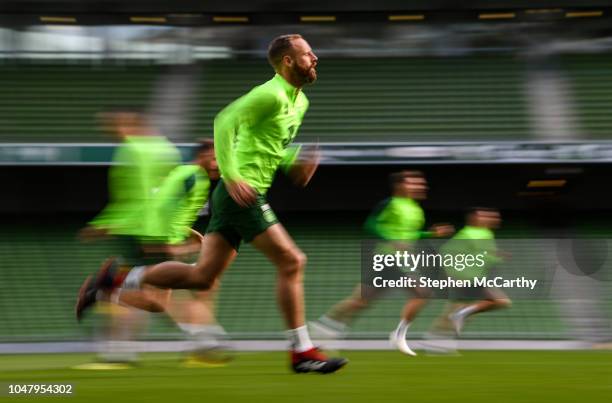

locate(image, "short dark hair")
[[195, 138, 214, 154], [267, 34, 302, 70], [100, 105, 146, 116], [97, 106, 147, 127], [389, 170, 424, 188], [466, 207, 498, 219]]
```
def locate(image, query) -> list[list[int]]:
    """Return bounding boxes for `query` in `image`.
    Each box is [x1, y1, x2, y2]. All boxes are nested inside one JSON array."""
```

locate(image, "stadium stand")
[[0, 64, 160, 142], [562, 54, 612, 139], [191, 56, 532, 142], [1, 56, 531, 143]]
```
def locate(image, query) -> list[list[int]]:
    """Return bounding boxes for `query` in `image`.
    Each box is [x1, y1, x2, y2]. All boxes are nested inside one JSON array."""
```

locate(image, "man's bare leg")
[[167, 286, 219, 327], [134, 233, 237, 290], [98, 304, 145, 364], [449, 292, 512, 334], [248, 223, 348, 372], [310, 285, 380, 338], [166, 282, 229, 356], [251, 224, 307, 330], [77, 233, 236, 320], [112, 289, 168, 312], [401, 298, 428, 323]]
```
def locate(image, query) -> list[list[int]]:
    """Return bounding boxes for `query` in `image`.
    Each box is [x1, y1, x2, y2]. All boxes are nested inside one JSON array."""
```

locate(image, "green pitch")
[[0, 351, 610, 402]]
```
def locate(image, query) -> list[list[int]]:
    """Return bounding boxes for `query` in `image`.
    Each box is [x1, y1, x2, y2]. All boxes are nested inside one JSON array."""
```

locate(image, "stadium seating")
[[5, 56, 612, 143], [0, 64, 160, 142], [562, 54, 612, 139], [1, 57, 531, 143], [192, 56, 531, 142]]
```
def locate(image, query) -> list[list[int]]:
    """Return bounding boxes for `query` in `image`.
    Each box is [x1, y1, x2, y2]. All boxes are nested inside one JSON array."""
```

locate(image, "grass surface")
[[0, 351, 610, 402]]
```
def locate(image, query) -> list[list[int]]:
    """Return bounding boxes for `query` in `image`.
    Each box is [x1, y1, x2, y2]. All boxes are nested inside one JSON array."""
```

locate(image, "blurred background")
[[0, 0, 611, 351]]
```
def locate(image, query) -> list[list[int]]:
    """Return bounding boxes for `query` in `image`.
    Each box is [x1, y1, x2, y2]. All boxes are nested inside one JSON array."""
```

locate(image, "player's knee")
[[278, 249, 307, 278]]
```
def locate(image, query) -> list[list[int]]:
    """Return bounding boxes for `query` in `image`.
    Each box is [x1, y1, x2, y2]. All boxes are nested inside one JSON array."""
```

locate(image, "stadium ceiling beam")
[[3, 1, 612, 13], [2, 1, 612, 26]]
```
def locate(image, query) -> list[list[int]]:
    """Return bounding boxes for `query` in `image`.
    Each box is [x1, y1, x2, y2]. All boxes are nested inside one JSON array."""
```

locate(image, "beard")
[[292, 63, 317, 86]]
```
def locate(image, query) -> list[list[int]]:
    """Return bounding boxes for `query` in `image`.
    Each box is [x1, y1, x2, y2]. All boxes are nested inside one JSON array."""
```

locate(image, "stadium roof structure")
[[2, 1, 612, 26]]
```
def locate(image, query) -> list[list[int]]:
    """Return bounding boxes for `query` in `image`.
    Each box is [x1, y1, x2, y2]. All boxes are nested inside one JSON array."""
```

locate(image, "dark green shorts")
[[206, 180, 279, 250], [113, 235, 171, 266]]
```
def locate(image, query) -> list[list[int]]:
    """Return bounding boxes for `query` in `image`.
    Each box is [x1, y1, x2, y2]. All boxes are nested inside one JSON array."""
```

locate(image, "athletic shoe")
[[75, 257, 122, 321], [182, 347, 233, 368], [75, 275, 96, 322], [291, 347, 348, 374], [389, 330, 417, 356], [421, 331, 460, 356]]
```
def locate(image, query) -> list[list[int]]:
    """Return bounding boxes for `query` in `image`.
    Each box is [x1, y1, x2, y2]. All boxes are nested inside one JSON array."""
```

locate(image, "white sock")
[[123, 266, 146, 290], [110, 289, 122, 305], [395, 319, 411, 340], [177, 323, 205, 336], [287, 325, 314, 353], [455, 305, 478, 318], [178, 324, 226, 336]]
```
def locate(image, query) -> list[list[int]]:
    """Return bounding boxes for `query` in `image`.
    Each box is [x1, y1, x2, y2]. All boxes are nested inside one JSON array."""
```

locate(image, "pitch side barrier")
[[3, 141, 612, 165]]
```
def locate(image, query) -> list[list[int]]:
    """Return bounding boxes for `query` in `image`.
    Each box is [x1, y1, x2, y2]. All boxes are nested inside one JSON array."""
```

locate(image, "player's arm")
[[282, 143, 320, 187], [153, 168, 186, 224], [281, 97, 318, 187], [423, 223, 455, 238], [83, 144, 138, 239], [214, 89, 280, 206], [364, 200, 395, 240], [483, 241, 505, 265]]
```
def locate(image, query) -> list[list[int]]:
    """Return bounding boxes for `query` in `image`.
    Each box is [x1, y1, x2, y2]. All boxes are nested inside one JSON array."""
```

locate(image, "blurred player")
[[79, 108, 180, 366], [440, 208, 512, 335], [152, 139, 229, 365], [84, 138, 231, 365], [82, 108, 180, 247], [310, 170, 453, 356], [77, 34, 348, 373]]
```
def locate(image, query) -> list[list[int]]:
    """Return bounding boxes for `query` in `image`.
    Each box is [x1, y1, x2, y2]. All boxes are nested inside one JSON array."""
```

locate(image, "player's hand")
[[430, 223, 454, 238], [496, 250, 512, 261], [226, 180, 257, 207], [289, 144, 320, 187]]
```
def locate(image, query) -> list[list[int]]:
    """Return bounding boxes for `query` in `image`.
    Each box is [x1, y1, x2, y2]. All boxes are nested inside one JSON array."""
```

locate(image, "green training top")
[[214, 73, 307, 194], [442, 225, 501, 280], [154, 164, 211, 244], [364, 197, 426, 241], [90, 135, 180, 239]]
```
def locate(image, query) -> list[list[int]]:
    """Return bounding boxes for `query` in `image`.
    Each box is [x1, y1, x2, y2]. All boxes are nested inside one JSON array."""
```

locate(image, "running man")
[[154, 139, 230, 364], [81, 108, 180, 248], [82, 138, 230, 365], [112, 138, 230, 364], [77, 34, 348, 374], [441, 208, 512, 335], [79, 108, 181, 366], [310, 171, 453, 356]]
